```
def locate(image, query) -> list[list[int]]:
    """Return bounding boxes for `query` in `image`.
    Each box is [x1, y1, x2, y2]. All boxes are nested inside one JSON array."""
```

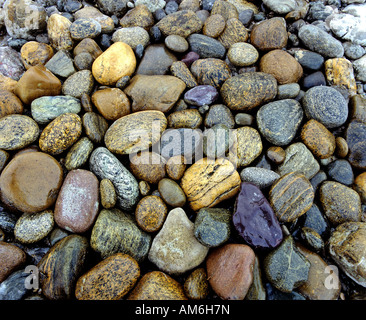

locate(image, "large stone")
[[47, 13, 74, 51], [119, 4, 154, 30], [20, 41, 54, 69]]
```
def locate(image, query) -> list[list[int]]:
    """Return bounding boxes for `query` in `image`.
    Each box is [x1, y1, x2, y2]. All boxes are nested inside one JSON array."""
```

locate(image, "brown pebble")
[[139, 180, 151, 196], [354, 172, 366, 204], [266, 146, 286, 164], [130, 151, 166, 184], [335, 136, 348, 158], [203, 14, 226, 38], [100, 179, 117, 209], [0, 241, 26, 282], [184, 267, 210, 300], [20, 41, 54, 69], [135, 195, 168, 232], [166, 155, 187, 180]]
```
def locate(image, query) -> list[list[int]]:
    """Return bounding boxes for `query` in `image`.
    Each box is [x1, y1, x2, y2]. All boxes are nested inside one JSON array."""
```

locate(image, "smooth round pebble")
[[227, 42, 259, 67]]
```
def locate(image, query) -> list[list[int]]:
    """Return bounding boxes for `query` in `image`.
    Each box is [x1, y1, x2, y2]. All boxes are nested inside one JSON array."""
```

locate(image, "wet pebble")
[[135, 195, 167, 233]]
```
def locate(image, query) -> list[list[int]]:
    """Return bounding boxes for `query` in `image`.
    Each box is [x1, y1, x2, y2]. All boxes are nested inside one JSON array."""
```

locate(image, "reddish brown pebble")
[[0, 89, 23, 118], [266, 146, 286, 164], [335, 136, 349, 158], [206, 243, 255, 300], [130, 151, 166, 184], [0, 241, 26, 282], [135, 195, 168, 232]]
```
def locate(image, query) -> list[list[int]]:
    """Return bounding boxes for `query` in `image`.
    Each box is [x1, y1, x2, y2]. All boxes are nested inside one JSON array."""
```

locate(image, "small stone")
[[47, 14, 74, 51], [206, 243, 255, 300], [320, 181, 361, 226], [354, 172, 366, 204], [100, 179, 117, 209], [325, 57, 357, 95], [204, 104, 235, 128], [202, 124, 232, 158], [130, 151, 166, 184], [31, 95, 81, 125], [344, 41, 366, 61], [39, 113, 82, 155], [0, 47, 25, 81], [211, 0, 239, 21], [0, 242, 26, 282], [240, 167, 280, 189], [92, 42, 136, 86], [218, 17, 248, 49], [112, 27, 150, 50], [303, 203, 329, 238], [75, 253, 139, 300], [14, 210, 54, 244], [120, 4, 154, 30], [91, 208, 151, 261], [74, 52, 94, 71], [227, 42, 259, 67], [184, 268, 210, 300], [353, 55, 366, 82], [266, 146, 286, 165], [38, 235, 89, 300], [346, 120, 366, 170], [0, 150, 9, 173], [0, 269, 32, 300], [165, 155, 186, 180], [134, 0, 165, 12], [20, 41, 54, 69], [45, 50, 76, 78], [327, 159, 354, 186], [167, 109, 203, 129], [89, 147, 139, 211], [300, 227, 324, 252], [170, 61, 198, 88], [69, 18, 101, 41], [64, 137, 93, 171], [181, 157, 241, 211], [104, 110, 167, 155], [158, 178, 186, 207], [328, 222, 366, 287], [148, 208, 209, 275], [184, 85, 218, 107], [262, 0, 299, 14], [191, 58, 231, 88], [127, 271, 187, 300], [124, 75, 186, 113], [335, 137, 349, 158], [293, 49, 324, 71], [302, 71, 326, 91], [82, 112, 108, 144], [181, 51, 200, 67], [194, 208, 231, 247], [260, 49, 303, 85], [257, 99, 303, 146], [14, 64, 62, 105], [96, 0, 128, 16], [73, 38, 103, 60], [269, 172, 314, 223], [0, 115, 39, 151], [203, 14, 226, 38], [264, 235, 310, 293], [62, 70, 94, 99], [250, 17, 288, 51], [221, 72, 277, 111], [187, 33, 226, 59], [165, 35, 189, 53], [0, 152, 63, 213], [135, 195, 167, 232], [156, 10, 203, 37], [74, 6, 115, 33]]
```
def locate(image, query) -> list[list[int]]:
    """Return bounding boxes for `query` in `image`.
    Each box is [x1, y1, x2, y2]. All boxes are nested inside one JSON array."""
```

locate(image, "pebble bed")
[[0, 0, 366, 302]]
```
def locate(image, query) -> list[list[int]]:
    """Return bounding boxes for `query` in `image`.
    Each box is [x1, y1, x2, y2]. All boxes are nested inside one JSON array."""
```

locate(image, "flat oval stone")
[[130, 151, 166, 184], [327, 159, 354, 186], [167, 109, 203, 129], [82, 112, 108, 144], [165, 34, 189, 53], [166, 155, 187, 180], [218, 17, 248, 49], [184, 85, 219, 107], [90, 208, 151, 262], [64, 137, 94, 171], [112, 27, 150, 50], [54, 169, 99, 233], [0, 242, 26, 282], [158, 178, 186, 207], [104, 110, 167, 155], [92, 42, 136, 86], [31, 95, 81, 125], [206, 243, 255, 300], [240, 167, 280, 189], [328, 222, 366, 287], [302, 86, 348, 129], [39, 113, 82, 155], [204, 104, 235, 128], [119, 4, 154, 29], [74, 6, 114, 33], [0, 89, 23, 118], [75, 253, 140, 300], [221, 72, 277, 111], [89, 147, 139, 211], [69, 18, 101, 41], [269, 172, 314, 223], [100, 179, 117, 209], [135, 195, 168, 233], [320, 181, 361, 226], [47, 13, 74, 51], [14, 210, 54, 244], [181, 157, 241, 211], [0, 152, 63, 213], [37, 234, 89, 300], [188, 33, 226, 59], [184, 268, 210, 300], [233, 182, 283, 249], [0, 115, 39, 150], [191, 58, 231, 88], [227, 42, 259, 67], [148, 208, 209, 275], [127, 271, 187, 300], [45, 50, 76, 78]]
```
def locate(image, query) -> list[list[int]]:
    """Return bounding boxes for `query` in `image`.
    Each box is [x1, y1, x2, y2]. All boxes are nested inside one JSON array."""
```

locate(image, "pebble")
[[14, 210, 54, 244], [91, 88, 130, 121], [0, 47, 25, 81], [227, 42, 259, 67], [74, 52, 94, 71], [170, 61, 198, 88], [148, 208, 209, 275], [320, 181, 361, 226], [187, 33, 226, 59], [269, 172, 314, 223], [194, 207, 231, 247], [328, 222, 366, 287], [14, 64, 62, 105], [92, 42, 136, 85], [353, 55, 366, 82], [45, 50, 76, 78], [302, 71, 326, 90], [264, 236, 310, 293], [0, 150, 9, 173], [190, 58, 231, 88], [97, 0, 128, 16], [335, 136, 349, 158], [298, 24, 344, 58], [0, 269, 30, 300], [233, 183, 283, 249], [206, 243, 255, 300], [346, 120, 366, 169], [218, 18, 248, 49], [165, 155, 186, 180], [211, 0, 239, 21], [325, 58, 357, 95], [250, 17, 288, 51], [277, 142, 320, 180], [240, 167, 280, 189], [124, 75, 186, 112], [130, 151, 166, 184], [300, 119, 336, 159], [127, 271, 187, 300], [293, 49, 324, 71], [73, 38, 103, 60], [104, 110, 167, 155], [266, 146, 286, 165], [112, 27, 149, 50], [82, 112, 108, 144], [39, 113, 82, 155], [184, 85, 218, 107], [184, 268, 210, 300], [181, 157, 241, 211], [91, 208, 151, 262], [202, 124, 232, 158], [221, 72, 277, 111], [158, 178, 186, 207], [62, 70, 94, 99], [0, 242, 26, 282], [203, 14, 226, 38], [164, 35, 189, 53], [37, 234, 89, 300], [135, 0, 165, 13], [47, 13, 74, 51], [262, 0, 299, 14], [327, 159, 354, 186], [167, 109, 202, 129], [135, 195, 168, 233], [31, 95, 81, 125], [69, 18, 101, 41], [75, 253, 140, 300], [100, 178, 117, 209], [74, 6, 115, 33], [235, 113, 254, 126], [0, 152, 63, 213], [54, 169, 99, 233], [89, 147, 139, 211], [260, 49, 303, 85], [300, 227, 324, 253], [354, 172, 366, 204], [257, 99, 303, 146], [204, 104, 235, 128], [120, 4, 154, 30], [20, 41, 54, 69], [0, 89, 23, 119], [0, 115, 39, 151], [0, 209, 18, 235]]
